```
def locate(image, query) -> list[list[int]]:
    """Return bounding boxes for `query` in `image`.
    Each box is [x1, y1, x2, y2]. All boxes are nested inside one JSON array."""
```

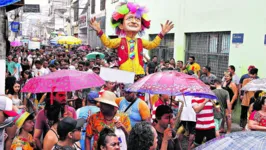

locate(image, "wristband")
[[158, 32, 164, 39], [97, 30, 103, 37]]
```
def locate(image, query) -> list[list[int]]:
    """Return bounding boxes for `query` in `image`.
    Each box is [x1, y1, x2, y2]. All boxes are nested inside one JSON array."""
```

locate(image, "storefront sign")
[[264, 35, 266, 45], [232, 33, 244, 43], [79, 15, 87, 29], [23, 4, 40, 13], [10, 22, 20, 32]]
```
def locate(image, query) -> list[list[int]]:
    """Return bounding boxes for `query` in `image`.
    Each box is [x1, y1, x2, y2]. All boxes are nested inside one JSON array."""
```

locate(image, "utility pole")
[[69, 6, 72, 36], [0, 7, 6, 94]]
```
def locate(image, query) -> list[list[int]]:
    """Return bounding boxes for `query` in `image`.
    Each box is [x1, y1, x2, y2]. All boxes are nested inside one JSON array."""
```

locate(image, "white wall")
[[181, 0, 266, 77], [89, 0, 106, 18], [0, 60, 5, 94]]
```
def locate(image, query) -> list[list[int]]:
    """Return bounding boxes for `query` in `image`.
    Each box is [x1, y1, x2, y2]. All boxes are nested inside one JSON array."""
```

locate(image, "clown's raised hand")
[[89, 17, 101, 33], [161, 20, 174, 35]]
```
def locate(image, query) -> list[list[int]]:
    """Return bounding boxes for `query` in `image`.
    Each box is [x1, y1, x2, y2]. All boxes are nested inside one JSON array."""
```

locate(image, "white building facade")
[[88, 0, 106, 48]]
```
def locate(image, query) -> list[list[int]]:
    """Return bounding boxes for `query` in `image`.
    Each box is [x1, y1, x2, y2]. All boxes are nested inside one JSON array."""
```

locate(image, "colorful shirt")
[[192, 98, 215, 130], [116, 97, 151, 127], [99, 33, 162, 74], [11, 134, 34, 150], [86, 111, 131, 150], [187, 63, 201, 74], [249, 111, 266, 127]]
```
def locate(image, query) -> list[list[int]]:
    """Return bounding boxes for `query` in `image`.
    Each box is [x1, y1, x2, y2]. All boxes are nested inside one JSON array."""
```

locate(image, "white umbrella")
[[241, 78, 266, 91]]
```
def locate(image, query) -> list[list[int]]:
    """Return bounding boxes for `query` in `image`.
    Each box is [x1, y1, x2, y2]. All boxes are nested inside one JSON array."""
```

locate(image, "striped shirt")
[[192, 98, 215, 130], [152, 98, 167, 119]]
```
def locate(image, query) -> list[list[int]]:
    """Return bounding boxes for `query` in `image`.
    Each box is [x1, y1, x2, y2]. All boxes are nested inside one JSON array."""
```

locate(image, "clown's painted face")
[[120, 12, 142, 32]]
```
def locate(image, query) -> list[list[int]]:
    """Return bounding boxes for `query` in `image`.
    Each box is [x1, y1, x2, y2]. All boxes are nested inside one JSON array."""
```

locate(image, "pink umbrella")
[[11, 41, 22, 47], [21, 70, 105, 93], [127, 71, 216, 99], [77, 45, 89, 51]]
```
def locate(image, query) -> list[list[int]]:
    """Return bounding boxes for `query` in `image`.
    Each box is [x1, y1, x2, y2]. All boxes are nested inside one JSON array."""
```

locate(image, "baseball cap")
[[0, 96, 18, 117], [87, 91, 99, 104], [248, 65, 255, 71], [58, 117, 86, 136]]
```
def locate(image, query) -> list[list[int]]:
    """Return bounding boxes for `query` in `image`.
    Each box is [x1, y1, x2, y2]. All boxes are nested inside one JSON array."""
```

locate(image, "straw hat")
[[95, 91, 118, 107]]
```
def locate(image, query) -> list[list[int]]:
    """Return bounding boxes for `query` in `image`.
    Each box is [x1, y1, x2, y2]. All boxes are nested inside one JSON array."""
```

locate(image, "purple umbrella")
[[127, 71, 217, 99]]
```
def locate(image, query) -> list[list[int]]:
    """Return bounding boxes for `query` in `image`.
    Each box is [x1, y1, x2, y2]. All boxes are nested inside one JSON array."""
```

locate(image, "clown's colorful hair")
[[111, 2, 150, 36]]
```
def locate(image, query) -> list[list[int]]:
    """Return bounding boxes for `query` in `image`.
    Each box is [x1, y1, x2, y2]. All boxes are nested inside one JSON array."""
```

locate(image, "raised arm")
[[89, 17, 120, 49], [192, 99, 209, 113]]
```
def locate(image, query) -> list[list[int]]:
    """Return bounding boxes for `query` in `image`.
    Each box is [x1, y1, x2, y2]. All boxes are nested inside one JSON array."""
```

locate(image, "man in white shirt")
[[42, 60, 50, 74], [33, 60, 49, 77], [222, 65, 240, 85], [27, 51, 37, 66], [228, 65, 239, 84]]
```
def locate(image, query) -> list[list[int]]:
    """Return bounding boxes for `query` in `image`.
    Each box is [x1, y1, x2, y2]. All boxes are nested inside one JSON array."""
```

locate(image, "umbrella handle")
[[50, 86, 56, 105], [182, 93, 187, 107]]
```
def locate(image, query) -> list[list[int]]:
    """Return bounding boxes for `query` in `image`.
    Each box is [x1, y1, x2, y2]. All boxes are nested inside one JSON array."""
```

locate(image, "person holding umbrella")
[[155, 105, 179, 150], [191, 97, 216, 148], [33, 92, 77, 149]]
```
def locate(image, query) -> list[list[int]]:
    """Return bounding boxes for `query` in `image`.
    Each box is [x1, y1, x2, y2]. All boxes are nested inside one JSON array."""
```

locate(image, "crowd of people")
[[1, 44, 263, 150]]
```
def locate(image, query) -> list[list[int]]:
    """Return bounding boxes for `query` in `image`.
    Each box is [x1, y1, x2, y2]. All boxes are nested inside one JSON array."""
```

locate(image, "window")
[[100, 0, 106, 11], [149, 34, 175, 62], [91, 0, 95, 14], [185, 32, 231, 78]]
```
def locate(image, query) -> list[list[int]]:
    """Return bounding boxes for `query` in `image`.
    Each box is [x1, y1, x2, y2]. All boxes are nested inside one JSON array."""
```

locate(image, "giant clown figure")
[[90, 2, 174, 75]]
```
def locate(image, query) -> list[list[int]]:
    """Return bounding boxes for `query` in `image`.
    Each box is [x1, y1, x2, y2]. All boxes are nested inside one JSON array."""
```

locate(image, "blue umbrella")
[[196, 131, 266, 150], [50, 36, 64, 45], [0, 0, 20, 7]]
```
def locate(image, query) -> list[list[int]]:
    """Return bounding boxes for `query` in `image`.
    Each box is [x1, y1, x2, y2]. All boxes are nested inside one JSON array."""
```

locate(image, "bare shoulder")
[[44, 130, 58, 142]]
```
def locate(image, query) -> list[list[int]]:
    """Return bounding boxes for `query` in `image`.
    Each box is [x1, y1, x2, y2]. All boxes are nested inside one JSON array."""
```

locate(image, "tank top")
[[12, 96, 22, 107], [222, 80, 234, 101], [119, 98, 142, 127]]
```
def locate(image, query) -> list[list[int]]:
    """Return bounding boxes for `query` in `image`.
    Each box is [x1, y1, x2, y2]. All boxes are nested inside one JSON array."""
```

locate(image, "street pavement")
[[180, 123, 242, 149]]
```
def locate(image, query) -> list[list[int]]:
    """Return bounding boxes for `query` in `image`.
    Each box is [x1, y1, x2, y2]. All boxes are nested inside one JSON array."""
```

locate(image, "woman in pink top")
[[248, 96, 266, 130]]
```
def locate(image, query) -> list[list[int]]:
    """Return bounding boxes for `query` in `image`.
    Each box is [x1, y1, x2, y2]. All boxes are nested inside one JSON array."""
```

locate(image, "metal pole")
[[54, 9, 55, 31], [69, 6, 72, 36]]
